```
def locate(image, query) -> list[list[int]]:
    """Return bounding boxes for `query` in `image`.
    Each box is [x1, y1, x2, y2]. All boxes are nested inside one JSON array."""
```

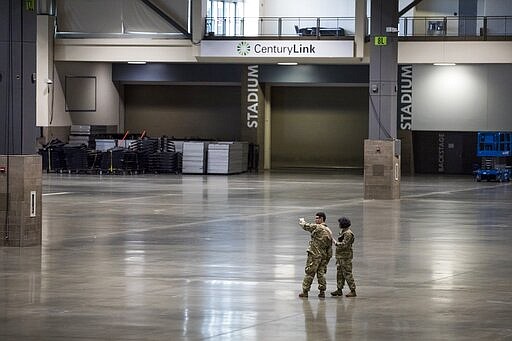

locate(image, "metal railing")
[[205, 15, 512, 40], [399, 16, 511, 39], [205, 17, 356, 38]]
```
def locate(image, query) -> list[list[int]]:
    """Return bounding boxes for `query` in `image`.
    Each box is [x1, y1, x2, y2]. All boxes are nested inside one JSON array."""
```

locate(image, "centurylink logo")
[[237, 41, 251, 56], [236, 41, 317, 56]]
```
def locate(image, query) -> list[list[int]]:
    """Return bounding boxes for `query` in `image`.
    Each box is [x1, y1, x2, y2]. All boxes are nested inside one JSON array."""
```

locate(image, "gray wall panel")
[[22, 4, 36, 43], [53, 62, 122, 126], [0, 2, 9, 42], [487, 65, 512, 130], [124, 85, 241, 140], [271, 86, 368, 168], [113, 64, 369, 85], [11, 42, 23, 154], [22, 42, 37, 153], [0, 1, 38, 154], [0, 42, 10, 154], [113, 63, 243, 83], [260, 65, 369, 84]]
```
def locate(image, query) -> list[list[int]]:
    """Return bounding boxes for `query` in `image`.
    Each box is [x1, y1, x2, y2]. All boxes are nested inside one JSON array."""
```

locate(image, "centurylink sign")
[[201, 40, 354, 58]]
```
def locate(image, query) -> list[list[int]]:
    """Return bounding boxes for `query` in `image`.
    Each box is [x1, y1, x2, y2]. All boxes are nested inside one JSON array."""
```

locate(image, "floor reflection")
[[335, 299, 355, 338], [1, 173, 510, 340], [303, 300, 331, 341]]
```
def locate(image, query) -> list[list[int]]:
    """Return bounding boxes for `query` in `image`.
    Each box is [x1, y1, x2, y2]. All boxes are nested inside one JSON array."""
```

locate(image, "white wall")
[[415, 0, 512, 16], [242, 0, 261, 36], [413, 64, 512, 131], [480, 0, 512, 34], [260, 0, 355, 17], [56, 0, 184, 34], [48, 62, 121, 128], [399, 0, 415, 16], [399, 41, 512, 64], [481, 0, 512, 15], [415, 0, 458, 16], [258, 0, 357, 35]]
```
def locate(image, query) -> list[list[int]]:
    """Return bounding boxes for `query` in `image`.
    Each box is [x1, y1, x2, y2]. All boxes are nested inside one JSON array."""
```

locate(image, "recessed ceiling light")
[[433, 63, 456, 66], [277, 62, 298, 66], [128, 61, 147, 64]]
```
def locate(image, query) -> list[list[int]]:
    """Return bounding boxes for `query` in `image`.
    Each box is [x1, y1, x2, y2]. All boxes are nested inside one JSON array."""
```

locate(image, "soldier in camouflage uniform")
[[331, 216, 357, 297], [298, 212, 334, 298]]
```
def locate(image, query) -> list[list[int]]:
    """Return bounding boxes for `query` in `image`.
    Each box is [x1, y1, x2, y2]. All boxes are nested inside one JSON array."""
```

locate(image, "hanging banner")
[[398, 65, 413, 130], [240, 65, 263, 145]]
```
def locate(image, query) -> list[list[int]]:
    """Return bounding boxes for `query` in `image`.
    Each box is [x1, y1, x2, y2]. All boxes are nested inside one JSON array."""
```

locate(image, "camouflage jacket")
[[336, 228, 354, 259], [302, 223, 333, 259]]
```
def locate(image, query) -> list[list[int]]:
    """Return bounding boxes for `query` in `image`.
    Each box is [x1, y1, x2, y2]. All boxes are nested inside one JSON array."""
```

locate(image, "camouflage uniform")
[[335, 227, 356, 292], [301, 222, 333, 292]]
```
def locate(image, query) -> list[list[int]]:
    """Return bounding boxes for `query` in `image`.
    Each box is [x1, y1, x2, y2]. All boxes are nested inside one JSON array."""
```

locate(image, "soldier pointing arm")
[[298, 212, 333, 299]]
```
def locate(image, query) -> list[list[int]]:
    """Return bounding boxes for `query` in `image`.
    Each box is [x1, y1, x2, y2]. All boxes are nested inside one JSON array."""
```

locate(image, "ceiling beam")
[[140, 0, 191, 38], [399, 0, 425, 17]]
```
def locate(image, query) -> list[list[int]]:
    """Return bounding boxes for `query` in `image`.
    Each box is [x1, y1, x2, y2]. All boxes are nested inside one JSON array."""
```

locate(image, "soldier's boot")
[[318, 290, 325, 298], [345, 290, 357, 297], [330, 289, 343, 296], [298, 290, 308, 298]]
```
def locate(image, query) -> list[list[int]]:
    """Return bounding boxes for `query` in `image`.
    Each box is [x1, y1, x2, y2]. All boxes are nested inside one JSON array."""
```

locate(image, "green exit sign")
[[374, 36, 387, 46]]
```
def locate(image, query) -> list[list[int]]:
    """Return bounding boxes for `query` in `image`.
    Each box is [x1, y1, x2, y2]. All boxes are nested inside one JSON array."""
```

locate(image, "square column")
[[364, 140, 400, 200], [365, 0, 400, 199]]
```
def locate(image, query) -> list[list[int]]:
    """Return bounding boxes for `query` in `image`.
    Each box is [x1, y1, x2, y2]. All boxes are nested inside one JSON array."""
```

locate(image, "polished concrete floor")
[[1, 171, 512, 340]]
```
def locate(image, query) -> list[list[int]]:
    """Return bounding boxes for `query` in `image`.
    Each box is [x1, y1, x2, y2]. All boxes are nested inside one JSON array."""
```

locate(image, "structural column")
[[354, 0, 367, 59], [0, 0, 42, 246], [364, 0, 400, 199]]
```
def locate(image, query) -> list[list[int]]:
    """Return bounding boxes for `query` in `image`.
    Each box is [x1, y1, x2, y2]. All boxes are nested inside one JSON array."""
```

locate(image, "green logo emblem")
[[237, 41, 251, 56]]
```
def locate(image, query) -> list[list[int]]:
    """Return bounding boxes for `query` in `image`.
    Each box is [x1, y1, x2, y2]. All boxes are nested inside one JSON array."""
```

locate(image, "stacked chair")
[[39, 139, 67, 172]]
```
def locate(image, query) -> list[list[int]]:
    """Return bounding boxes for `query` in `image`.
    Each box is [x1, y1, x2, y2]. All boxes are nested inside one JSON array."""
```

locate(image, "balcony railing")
[[399, 16, 512, 39], [205, 15, 512, 40], [205, 17, 356, 38]]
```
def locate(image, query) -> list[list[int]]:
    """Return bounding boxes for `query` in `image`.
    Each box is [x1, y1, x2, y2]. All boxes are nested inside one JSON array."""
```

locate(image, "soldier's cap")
[[338, 217, 351, 228]]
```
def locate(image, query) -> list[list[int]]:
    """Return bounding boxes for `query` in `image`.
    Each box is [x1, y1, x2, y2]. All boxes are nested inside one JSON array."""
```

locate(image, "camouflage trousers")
[[336, 258, 356, 291], [302, 253, 330, 292]]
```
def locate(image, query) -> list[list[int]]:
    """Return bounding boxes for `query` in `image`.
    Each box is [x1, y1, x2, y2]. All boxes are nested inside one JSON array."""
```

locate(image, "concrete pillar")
[[0, 155, 42, 247], [0, 1, 42, 246], [355, 0, 367, 59], [364, 140, 400, 200], [0, 0, 39, 155], [191, 0, 207, 44], [364, 0, 400, 200]]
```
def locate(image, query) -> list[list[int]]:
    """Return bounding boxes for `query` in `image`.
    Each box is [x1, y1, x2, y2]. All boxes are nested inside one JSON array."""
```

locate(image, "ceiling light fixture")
[[277, 62, 298, 66], [433, 62, 456, 66], [128, 61, 147, 64]]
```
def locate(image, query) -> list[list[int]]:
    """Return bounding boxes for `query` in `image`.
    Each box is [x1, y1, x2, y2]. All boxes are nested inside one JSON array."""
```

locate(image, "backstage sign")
[[398, 65, 413, 130], [201, 40, 354, 58], [438, 133, 445, 173]]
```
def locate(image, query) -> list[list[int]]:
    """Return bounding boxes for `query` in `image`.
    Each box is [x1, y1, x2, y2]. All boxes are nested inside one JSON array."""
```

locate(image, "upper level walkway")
[[203, 15, 512, 41], [50, 15, 512, 64]]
